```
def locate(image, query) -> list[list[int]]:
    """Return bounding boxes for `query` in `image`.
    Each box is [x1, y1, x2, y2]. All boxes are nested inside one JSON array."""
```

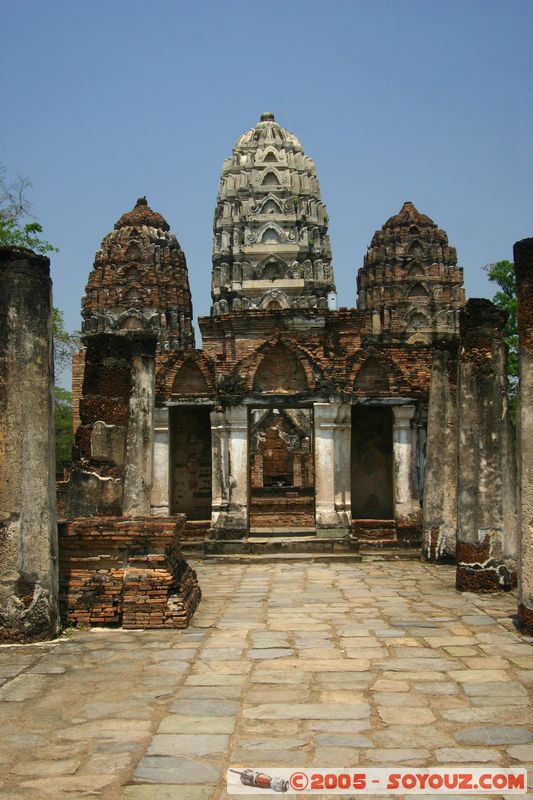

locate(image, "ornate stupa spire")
[[211, 113, 336, 314]]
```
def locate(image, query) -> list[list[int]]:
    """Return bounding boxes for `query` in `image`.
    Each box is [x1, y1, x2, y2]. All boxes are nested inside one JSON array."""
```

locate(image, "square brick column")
[[514, 237, 533, 632], [423, 348, 458, 562], [209, 405, 248, 536], [122, 334, 157, 517], [392, 405, 419, 524], [314, 402, 351, 532], [456, 299, 516, 592]]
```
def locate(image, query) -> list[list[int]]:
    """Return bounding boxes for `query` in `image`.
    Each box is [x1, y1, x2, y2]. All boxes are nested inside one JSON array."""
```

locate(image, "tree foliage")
[[484, 259, 518, 419], [55, 386, 73, 476], [0, 164, 57, 254]]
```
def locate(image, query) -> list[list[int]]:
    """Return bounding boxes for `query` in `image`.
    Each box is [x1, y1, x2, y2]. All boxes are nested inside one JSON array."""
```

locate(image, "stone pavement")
[[0, 560, 532, 800]]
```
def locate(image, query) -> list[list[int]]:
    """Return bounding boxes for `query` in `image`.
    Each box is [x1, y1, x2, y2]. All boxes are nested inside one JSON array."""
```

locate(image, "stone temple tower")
[[357, 201, 465, 341], [82, 197, 195, 351], [211, 112, 336, 314]]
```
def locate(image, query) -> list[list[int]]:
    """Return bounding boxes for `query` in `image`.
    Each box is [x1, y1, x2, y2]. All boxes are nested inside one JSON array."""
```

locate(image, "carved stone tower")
[[82, 197, 194, 350], [357, 201, 465, 341], [211, 112, 336, 314]]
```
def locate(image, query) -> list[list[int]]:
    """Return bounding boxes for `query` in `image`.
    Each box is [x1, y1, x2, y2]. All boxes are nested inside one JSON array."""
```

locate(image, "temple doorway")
[[351, 405, 393, 519], [169, 406, 212, 520], [249, 407, 315, 528]]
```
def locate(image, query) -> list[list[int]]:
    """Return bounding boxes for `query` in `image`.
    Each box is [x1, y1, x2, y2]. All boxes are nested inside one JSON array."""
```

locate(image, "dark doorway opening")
[[169, 406, 212, 520], [351, 406, 393, 519]]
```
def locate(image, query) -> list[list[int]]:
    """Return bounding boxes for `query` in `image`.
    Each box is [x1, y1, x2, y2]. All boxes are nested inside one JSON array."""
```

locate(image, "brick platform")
[[58, 517, 201, 629]]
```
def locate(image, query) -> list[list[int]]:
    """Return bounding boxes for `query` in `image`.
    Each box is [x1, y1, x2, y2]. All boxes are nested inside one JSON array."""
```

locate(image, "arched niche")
[[262, 171, 280, 187], [253, 343, 308, 393], [261, 227, 281, 244], [124, 264, 141, 282], [172, 361, 209, 396], [408, 282, 429, 298], [125, 241, 142, 260], [262, 260, 286, 280], [407, 262, 423, 277], [407, 311, 430, 330], [263, 151, 279, 163], [353, 357, 390, 393], [261, 198, 282, 214], [408, 241, 422, 257]]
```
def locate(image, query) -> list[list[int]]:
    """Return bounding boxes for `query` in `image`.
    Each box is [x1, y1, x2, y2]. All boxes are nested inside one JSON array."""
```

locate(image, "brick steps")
[[201, 552, 363, 564]]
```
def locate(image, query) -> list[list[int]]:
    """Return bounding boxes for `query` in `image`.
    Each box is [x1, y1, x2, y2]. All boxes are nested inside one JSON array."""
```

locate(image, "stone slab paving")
[[0, 561, 532, 799]]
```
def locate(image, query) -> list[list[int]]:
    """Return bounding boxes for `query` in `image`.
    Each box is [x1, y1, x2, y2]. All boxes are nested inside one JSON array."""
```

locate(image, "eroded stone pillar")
[[151, 406, 170, 516], [423, 348, 458, 561], [314, 402, 351, 532], [123, 334, 157, 517], [456, 299, 515, 591], [515, 237, 533, 632], [0, 248, 59, 642], [209, 405, 248, 535], [392, 405, 419, 525]]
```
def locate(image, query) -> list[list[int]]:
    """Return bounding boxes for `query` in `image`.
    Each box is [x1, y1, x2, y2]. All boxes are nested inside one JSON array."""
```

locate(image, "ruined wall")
[[456, 299, 516, 591], [59, 516, 200, 629], [514, 237, 533, 633], [0, 248, 59, 642], [67, 331, 156, 518]]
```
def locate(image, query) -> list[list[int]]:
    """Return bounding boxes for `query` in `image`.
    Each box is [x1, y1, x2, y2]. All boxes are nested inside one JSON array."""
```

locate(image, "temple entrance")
[[249, 407, 315, 528], [169, 407, 212, 520], [351, 406, 393, 519]]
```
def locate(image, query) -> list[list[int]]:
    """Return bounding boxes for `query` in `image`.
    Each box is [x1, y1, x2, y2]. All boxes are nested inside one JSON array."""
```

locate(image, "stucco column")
[[0, 248, 60, 642], [392, 405, 417, 523], [210, 408, 230, 528], [334, 403, 352, 526], [151, 406, 170, 516], [210, 405, 248, 536], [423, 348, 458, 561], [456, 299, 515, 592], [123, 333, 157, 517], [314, 402, 350, 532], [515, 237, 533, 633]]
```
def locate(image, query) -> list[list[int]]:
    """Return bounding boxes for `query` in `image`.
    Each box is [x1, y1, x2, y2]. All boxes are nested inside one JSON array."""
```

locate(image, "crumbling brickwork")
[[59, 517, 200, 628]]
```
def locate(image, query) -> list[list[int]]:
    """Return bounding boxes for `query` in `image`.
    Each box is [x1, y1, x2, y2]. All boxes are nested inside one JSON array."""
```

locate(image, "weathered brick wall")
[[58, 516, 200, 629], [71, 349, 85, 433]]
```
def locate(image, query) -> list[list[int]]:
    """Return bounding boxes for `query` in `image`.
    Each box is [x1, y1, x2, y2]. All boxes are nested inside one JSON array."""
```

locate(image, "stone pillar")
[[514, 237, 533, 632], [151, 406, 170, 516], [0, 248, 60, 642], [392, 405, 418, 524], [209, 405, 248, 536], [210, 408, 230, 528], [123, 334, 157, 517], [422, 349, 458, 562], [456, 299, 515, 591], [314, 402, 351, 532]]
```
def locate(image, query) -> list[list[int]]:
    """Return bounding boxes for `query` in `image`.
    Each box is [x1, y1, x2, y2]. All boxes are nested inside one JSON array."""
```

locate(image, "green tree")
[[484, 259, 518, 420], [0, 164, 57, 254], [55, 387, 73, 476], [53, 307, 80, 373]]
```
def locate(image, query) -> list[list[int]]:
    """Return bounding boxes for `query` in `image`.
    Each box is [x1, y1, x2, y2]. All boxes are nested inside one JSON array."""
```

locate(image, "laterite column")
[[515, 237, 533, 632], [0, 247, 60, 642]]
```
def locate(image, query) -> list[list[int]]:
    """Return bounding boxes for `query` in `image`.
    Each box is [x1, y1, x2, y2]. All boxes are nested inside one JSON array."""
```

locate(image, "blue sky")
[[2, 1, 532, 386]]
